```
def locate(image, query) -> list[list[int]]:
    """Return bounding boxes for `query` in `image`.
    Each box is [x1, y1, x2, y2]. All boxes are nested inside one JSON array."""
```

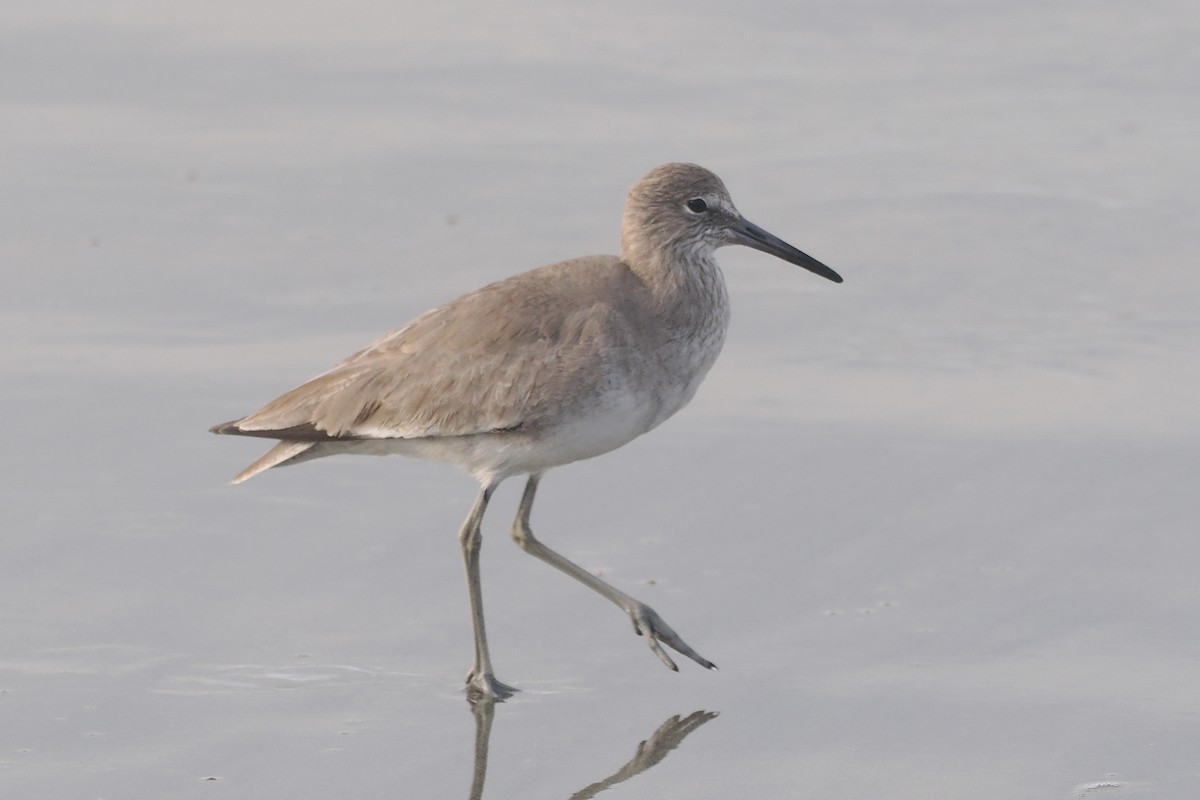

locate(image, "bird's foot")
[[465, 669, 518, 702], [628, 602, 717, 672]]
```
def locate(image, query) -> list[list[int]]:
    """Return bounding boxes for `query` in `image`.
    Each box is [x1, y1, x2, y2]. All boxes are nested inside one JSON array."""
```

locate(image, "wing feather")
[[228, 257, 649, 441]]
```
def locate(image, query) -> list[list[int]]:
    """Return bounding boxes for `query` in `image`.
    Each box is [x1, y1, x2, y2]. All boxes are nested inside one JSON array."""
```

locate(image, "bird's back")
[[223, 254, 701, 444]]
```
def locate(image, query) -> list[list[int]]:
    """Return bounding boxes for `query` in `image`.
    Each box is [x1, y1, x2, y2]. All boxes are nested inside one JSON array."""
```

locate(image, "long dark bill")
[[733, 217, 843, 283]]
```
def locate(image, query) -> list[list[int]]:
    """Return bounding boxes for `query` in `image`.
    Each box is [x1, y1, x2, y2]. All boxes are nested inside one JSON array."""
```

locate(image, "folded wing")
[[218, 257, 645, 443]]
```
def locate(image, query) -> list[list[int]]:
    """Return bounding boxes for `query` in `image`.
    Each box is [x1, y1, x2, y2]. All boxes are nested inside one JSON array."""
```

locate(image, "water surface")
[[3, 1, 1198, 797]]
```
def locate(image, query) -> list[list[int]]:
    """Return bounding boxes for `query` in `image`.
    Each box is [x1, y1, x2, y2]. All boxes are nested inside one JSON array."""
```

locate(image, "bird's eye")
[[685, 198, 708, 214]]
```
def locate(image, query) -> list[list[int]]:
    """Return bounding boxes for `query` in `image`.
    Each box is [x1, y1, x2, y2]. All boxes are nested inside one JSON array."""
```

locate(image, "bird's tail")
[[231, 440, 316, 484]]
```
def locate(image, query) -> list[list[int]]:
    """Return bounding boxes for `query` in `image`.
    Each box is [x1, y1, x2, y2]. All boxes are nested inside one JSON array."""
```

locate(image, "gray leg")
[[510, 473, 716, 672], [460, 482, 516, 700]]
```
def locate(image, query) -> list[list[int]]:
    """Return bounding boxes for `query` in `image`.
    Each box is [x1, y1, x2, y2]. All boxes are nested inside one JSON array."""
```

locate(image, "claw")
[[647, 637, 679, 671], [628, 603, 713, 672]]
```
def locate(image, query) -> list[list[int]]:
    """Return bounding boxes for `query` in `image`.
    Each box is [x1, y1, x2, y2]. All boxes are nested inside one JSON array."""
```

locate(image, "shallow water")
[[3, 1, 1199, 797]]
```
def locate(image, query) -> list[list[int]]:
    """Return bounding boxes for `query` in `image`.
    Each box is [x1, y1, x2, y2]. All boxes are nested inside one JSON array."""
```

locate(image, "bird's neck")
[[624, 244, 730, 337]]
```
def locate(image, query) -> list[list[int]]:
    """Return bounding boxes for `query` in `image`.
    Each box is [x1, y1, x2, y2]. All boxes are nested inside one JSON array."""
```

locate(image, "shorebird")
[[211, 163, 842, 700]]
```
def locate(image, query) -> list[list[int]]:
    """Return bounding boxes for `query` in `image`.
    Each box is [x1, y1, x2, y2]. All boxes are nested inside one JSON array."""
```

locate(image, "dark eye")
[[685, 198, 708, 213]]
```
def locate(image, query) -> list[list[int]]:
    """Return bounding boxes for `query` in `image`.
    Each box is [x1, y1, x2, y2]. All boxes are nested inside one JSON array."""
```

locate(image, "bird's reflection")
[[465, 698, 717, 800]]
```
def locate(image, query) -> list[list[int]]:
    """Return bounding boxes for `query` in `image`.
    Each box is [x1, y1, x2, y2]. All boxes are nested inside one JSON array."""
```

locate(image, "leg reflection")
[[464, 696, 717, 799], [567, 710, 718, 800], [467, 699, 496, 800]]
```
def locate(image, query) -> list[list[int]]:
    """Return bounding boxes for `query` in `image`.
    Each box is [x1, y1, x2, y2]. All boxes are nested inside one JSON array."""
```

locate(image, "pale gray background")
[[2, 1, 1198, 798]]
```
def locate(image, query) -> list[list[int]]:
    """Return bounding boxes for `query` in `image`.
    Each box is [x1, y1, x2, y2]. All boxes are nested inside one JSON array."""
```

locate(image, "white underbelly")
[[337, 380, 693, 483], [337, 333, 724, 483]]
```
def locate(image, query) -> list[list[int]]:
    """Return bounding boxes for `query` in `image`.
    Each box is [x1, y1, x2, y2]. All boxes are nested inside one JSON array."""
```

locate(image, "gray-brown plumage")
[[211, 162, 841, 700]]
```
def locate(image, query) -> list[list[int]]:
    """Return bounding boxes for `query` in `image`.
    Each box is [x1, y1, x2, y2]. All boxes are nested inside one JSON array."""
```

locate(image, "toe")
[[465, 672, 518, 701]]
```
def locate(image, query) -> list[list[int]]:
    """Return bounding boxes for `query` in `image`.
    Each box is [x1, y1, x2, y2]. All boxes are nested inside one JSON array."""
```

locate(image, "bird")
[[211, 162, 842, 700]]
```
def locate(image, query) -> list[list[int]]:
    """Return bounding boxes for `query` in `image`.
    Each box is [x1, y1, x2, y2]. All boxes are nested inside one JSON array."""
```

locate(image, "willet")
[[211, 163, 842, 700]]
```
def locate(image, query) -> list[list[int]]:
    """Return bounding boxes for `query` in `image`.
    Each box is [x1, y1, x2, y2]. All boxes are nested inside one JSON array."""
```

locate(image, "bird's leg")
[[459, 482, 517, 700], [510, 474, 716, 672]]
